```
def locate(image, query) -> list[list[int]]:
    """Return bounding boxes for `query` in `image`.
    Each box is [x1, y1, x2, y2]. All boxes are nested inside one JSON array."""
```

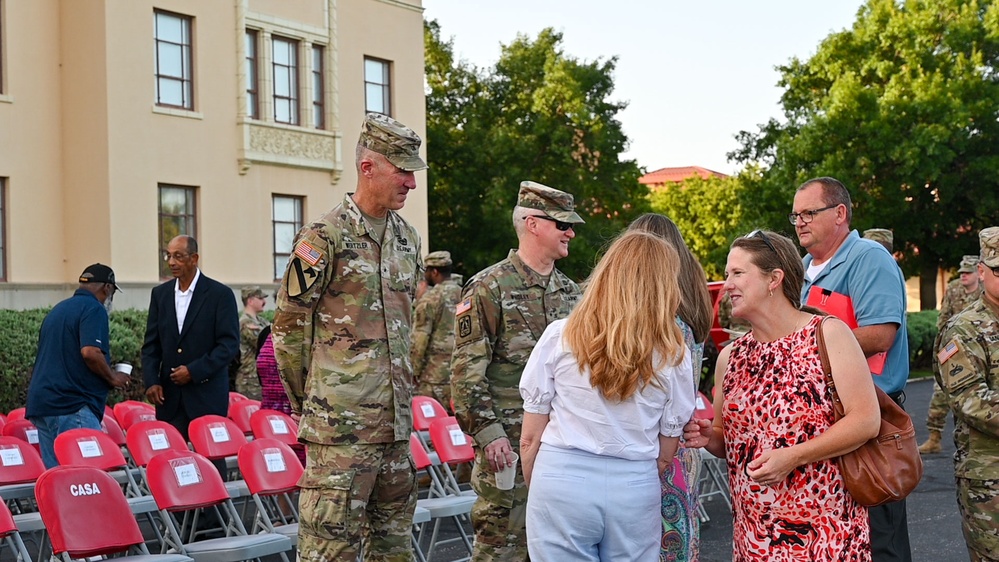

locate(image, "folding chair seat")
[[5, 409, 25, 423], [36, 465, 192, 562], [0, 497, 32, 562], [227, 400, 261, 437], [248, 409, 303, 465], [236, 439, 302, 545], [1, 420, 40, 457], [145, 449, 292, 562], [187, 415, 250, 498]]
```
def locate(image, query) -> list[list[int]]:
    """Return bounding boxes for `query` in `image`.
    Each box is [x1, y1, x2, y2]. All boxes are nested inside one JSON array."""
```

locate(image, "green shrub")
[[0, 307, 149, 413], [907, 310, 938, 370]]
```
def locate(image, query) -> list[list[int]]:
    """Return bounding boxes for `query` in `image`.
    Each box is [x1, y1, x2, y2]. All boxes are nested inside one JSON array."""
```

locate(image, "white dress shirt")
[[174, 269, 201, 332], [520, 318, 695, 461]]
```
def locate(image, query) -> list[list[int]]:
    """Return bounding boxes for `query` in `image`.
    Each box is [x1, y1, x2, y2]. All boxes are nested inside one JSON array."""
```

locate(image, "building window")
[[272, 36, 299, 125], [272, 195, 303, 279], [311, 45, 325, 129], [154, 10, 193, 109], [245, 30, 259, 119], [0, 179, 6, 281], [158, 185, 197, 278], [0, 5, 5, 95], [364, 57, 391, 116]]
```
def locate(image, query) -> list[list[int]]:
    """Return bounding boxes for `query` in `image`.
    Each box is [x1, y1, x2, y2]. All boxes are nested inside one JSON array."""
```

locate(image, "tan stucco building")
[[0, 0, 427, 310]]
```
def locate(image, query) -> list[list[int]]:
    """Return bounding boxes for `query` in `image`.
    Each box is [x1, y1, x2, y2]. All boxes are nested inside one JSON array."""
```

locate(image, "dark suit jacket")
[[141, 272, 239, 428]]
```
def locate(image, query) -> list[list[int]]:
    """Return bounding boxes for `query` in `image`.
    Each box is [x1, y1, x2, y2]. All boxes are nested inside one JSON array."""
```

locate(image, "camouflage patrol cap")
[[980, 227, 999, 268], [358, 113, 428, 171], [517, 181, 584, 224], [241, 285, 266, 304], [424, 251, 452, 268], [958, 255, 980, 274], [863, 228, 893, 251]]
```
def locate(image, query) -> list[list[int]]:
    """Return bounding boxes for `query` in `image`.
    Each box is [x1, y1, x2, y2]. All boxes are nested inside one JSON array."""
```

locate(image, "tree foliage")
[[424, 21, 648, 280], [731, 0, 999, 307]]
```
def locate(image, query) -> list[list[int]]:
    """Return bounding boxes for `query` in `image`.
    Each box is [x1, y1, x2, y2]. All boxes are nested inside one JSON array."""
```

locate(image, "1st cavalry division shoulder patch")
[[287, 240, 324, 297]]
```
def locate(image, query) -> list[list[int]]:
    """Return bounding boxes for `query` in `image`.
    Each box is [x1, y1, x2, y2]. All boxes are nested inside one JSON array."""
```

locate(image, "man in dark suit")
[[142, 235, 239, 442]]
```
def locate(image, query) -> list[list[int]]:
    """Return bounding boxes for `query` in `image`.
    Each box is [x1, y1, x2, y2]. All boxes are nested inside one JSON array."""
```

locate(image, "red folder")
[[806, 286, 887, 375]]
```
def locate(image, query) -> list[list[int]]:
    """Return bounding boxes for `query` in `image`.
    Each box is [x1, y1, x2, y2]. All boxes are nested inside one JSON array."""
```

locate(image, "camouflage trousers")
[[957, 477, 999, 561], [235, 372, 262, 401], [416, 383, 452, 412], [469, 447, 529, 562], [297, 441, 416, 562], [926, 362, 952, 433]]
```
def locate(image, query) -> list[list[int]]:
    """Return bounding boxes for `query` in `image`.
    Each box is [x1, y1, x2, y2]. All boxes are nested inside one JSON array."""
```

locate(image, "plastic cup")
[[495, 452, 519, 490], [113, 363, 133, 375]]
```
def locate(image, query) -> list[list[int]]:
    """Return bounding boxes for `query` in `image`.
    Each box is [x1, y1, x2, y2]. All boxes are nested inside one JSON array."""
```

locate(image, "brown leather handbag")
[[816, 317, 923, 507]]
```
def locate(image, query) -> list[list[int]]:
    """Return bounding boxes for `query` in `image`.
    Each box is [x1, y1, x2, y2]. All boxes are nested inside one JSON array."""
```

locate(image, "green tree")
[[425, 21, 648, 280], [732, 0, 999, 308]]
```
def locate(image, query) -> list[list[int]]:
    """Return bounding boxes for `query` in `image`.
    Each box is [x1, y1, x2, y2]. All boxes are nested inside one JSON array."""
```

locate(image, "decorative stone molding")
[[239, 122, 342, 181]]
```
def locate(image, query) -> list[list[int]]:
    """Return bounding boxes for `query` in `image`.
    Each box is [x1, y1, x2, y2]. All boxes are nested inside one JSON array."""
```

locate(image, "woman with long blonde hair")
[[519, 231, 696, 561]]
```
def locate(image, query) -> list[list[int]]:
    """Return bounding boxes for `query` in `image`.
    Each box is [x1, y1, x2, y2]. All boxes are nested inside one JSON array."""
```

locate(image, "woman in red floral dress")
[[683, 230, 880, 561]]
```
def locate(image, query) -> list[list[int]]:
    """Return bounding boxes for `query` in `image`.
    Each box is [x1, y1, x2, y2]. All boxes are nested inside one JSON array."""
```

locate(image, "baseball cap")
[[79, 263, 121, 293]]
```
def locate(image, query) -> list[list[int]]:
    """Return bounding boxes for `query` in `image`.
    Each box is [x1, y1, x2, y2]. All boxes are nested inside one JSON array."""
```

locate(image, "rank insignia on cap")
[[294, 240, 323, 266], [938, 339, 960, 364]]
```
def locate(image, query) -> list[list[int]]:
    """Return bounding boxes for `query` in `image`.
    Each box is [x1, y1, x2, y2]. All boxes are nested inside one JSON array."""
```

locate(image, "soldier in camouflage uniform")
[[450, 181, 584, 561], [863, 228, 894, 253], [920, 255, 982, 454], [411, 250, 463, 407], [235, 286, 269, 399], [937, 227, 999, 562], [272, 113, 426, 562]]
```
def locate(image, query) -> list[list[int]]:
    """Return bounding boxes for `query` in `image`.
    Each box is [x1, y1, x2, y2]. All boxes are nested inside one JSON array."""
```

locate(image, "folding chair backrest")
[[412, 396, 449, 432], [428, 416, 475, 464], [237, 439, 303, 496], [112, 401, 155, 430], [229, 391, 249, 406], [104, 405, 116, 424], [5, 409, 24, 423], [102, 415, 128, 447], [0, 497, 17, 536], [188, 415, 248, 460], [36, 465, 147, 558], [228, 399, 262, 435], [249, 409, 299, 447], [145, 449, 231, 511], [409, 433, 432, 471], [0, 436, 45, 485], [54, 428, 128, 471], [118, 407, 158, 432], [125, 420, 190, 468], [1, 419, 40, 455]]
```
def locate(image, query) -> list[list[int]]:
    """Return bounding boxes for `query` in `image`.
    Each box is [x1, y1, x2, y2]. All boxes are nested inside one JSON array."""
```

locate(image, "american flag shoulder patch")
[[937, 339, 960, 364], [294, 240, 323, 266], [456, 298, 471, 315]]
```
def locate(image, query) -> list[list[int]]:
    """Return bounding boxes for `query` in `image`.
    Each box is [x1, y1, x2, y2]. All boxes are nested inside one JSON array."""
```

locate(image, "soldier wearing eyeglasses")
[[792, 177, 912, 562], [450, 181, 584, 561], [937, 227, 999, 562]]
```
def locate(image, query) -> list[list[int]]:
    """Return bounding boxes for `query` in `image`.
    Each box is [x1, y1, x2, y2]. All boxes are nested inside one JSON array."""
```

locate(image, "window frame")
[[311, 44, 325, 129], [157, 184, 197, 278], [272, 35, 300, 125], [364, 56, 391, 116], [245, 29, 259, 119], [154, 9, 194, 110], [0, 178, 7, 281], [272, 195, 303, 280]]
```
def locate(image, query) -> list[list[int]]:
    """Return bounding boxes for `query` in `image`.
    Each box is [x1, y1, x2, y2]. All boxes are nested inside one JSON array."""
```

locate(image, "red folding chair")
[[237, 439, 302, 544], [102, 415, 128, 447], [145, 450, 292, 561], [428, 416, 476, 496], [35, 465, 192, 562], [188, 415, 250, 497], [412, 395, 449, 451], [229, 392, 249, 406], [117, 407, 158, 433], [113, 400, 155, 430], [0, 497, 32, 562], [125, 420, 191, 495], [1, 419, 40, 456], [5, 409, 25, 423], [228, 399, 261, 436], [0, 436, 45, 506], [249, 409, 300, 448], [54, 428, 143, 497]]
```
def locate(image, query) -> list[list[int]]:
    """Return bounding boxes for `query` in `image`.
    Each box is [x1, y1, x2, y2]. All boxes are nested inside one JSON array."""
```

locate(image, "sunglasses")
[[746, 229, 778, 255], [530, 215, 574, 232]]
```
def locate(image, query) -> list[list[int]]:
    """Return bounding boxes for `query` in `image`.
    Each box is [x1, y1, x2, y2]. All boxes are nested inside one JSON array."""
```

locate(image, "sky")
[[422, 0, 867, 176]]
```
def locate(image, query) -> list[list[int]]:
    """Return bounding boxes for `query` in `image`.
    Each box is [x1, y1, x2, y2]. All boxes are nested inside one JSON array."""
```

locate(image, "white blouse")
[[519, 319, 695, 461]]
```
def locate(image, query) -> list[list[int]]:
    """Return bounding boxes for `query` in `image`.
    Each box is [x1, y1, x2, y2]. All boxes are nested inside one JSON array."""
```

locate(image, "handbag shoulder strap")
[[815, 315, 845, 418]]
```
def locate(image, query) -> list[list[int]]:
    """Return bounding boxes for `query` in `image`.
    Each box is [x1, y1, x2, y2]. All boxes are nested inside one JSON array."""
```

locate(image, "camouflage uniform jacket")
[[272, 193, 422, 445], [450, 250, 581, 448], [237, 311, 269, 377], [938, 279, 983, 329], [411, 276, 464, 389], [937, 296, 999, 480]]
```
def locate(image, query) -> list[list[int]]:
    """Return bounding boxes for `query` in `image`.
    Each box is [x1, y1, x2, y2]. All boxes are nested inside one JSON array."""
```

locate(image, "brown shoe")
[[918, 431, 942, 454]]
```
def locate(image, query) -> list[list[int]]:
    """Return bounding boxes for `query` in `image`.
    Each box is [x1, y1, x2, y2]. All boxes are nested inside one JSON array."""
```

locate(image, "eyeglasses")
[[788, 204, 838, 225], [987, 263, 999, 278], [746, 229, 778, 255], [162, 251, 192, 262], [530, 215, 574, 232]]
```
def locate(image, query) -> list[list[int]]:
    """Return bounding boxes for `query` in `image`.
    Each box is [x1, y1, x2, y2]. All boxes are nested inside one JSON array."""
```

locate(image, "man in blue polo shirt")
[[27, 263, 131, 468], [792, 177, 911, 562]]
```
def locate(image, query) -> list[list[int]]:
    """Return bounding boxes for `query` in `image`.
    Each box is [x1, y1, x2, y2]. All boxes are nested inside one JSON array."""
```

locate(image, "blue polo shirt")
[[801, 230, 910, 394], [26, 289, 111, 420]]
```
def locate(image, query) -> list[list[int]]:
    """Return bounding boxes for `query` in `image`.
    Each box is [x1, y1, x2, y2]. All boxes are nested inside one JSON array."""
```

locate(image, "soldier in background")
[[410, 250, 463, 408], [919, 255, 982, 454], [235, 286, 269, 399], [272, 113, 426, 561], [937, 227, 999, 562], [450, 181, 583, 561], [864, 228, 894, 253]]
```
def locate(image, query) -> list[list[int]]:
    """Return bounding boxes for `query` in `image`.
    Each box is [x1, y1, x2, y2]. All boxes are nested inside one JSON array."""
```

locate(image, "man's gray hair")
[[512, 206, 532, 237]]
